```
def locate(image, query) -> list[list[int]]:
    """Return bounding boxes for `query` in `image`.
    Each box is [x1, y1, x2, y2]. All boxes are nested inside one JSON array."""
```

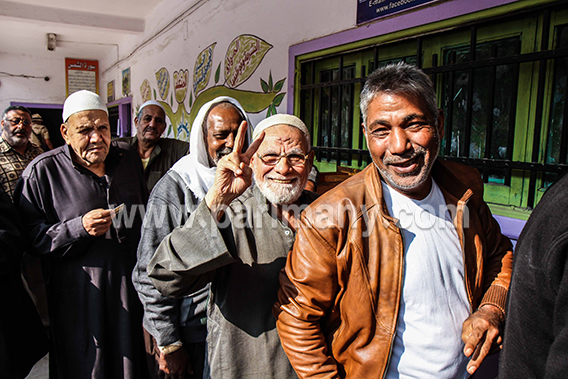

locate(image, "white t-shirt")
[[382, 179, 470, 379]]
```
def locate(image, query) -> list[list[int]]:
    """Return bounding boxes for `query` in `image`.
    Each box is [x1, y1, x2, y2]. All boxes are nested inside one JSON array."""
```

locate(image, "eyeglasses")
[[4, 118, 32, 127], [256, 152, 309, 166]]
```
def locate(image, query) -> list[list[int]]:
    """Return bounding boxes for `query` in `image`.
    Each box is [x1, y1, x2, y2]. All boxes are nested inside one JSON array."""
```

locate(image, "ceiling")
[[0, 0, 160, 61]]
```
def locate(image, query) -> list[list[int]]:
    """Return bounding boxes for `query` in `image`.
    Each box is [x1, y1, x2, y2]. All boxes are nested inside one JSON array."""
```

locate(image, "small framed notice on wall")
[[65, 58, 99, 96], [107, 80, 115, 103], [122, 68, 131, 96]]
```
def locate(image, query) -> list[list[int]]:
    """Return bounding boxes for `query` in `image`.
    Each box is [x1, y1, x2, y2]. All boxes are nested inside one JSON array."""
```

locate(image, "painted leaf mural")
[[224, 35, 272, 88], [140, 79, 151, 102], [155, 67, 170, 100], [143, 34, 287, 136], [193, 43, 216, 96], [173, 69, 189, 104]]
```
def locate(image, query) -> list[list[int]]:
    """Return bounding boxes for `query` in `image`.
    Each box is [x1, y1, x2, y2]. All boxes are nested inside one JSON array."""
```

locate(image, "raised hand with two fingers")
[[205, 120, 264, 220]]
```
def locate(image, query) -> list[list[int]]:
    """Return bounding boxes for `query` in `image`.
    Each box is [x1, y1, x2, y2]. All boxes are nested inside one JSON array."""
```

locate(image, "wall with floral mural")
[[134, 34, 285, 141]]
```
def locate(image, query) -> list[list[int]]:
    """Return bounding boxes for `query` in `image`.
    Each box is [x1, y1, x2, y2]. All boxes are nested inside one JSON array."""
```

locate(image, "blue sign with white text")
[[357, 0, 438, 24]]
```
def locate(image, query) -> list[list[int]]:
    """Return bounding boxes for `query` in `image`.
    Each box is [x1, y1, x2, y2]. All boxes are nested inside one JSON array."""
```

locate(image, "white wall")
[[100, 0, 356, 138], [0, 52, 66, 111]]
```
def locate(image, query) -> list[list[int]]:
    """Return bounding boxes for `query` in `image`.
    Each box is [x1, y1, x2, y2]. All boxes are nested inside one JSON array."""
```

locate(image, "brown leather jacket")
[[274, 160, 513, 379]]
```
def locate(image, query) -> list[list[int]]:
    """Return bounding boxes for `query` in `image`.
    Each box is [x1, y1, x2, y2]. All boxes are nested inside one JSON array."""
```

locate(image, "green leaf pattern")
[[193, 43, 216, 96], [155, 67, 170, 100], [224, 35, 273, 88]]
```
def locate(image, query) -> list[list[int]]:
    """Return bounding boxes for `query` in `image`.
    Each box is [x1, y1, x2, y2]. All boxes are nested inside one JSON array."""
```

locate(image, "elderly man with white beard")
[[148, 114, 317, 379]]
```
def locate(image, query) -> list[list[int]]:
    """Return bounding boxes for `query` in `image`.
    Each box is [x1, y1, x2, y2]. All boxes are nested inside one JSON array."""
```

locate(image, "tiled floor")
[[26, 353, 48, 379]]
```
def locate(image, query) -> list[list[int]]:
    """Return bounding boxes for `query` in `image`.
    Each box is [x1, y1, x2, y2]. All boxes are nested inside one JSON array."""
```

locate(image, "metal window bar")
[[527, 9, 551, 209], [417, 37, 423, 68], [482, 44, 498, 184], [443, 52, 456, 156], [463, 27, 477, 160], [358, 64, 367, 167], [505, 39, 522, 187], [337, 56, 344, 164], [326, 70, 333, 162], [560, 58, 568, 164], [346, 71, 355, 166]]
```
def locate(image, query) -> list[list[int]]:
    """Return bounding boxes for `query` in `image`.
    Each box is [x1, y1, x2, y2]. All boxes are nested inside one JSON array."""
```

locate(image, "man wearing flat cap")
[[14, 90, 149, 378], [30, 113, 54, 152], [147, 114, 317, 378], [117, 100, 188, 193]]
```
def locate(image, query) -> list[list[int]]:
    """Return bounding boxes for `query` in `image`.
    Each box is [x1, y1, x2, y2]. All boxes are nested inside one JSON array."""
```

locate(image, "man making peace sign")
[[148, 114, 317, 379]]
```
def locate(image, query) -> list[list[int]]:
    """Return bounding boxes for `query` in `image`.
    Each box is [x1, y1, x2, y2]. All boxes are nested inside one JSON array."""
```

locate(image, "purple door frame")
[[107, 96, 132, 137]]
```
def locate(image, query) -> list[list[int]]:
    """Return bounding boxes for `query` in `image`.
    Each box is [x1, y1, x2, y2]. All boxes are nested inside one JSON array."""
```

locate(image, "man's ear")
[[307, 150, 315, 165], [305, 150, 315, 173], [60, 123, 71, 145], [134, 117, 139, 129]]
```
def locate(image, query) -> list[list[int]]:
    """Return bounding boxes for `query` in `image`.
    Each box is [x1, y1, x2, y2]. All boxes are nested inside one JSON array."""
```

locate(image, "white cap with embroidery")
[[252, 114, 310, 145]]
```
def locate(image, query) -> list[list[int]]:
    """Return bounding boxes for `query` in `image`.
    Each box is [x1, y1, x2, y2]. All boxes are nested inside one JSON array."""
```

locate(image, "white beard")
[[254, 173, 306, 205]]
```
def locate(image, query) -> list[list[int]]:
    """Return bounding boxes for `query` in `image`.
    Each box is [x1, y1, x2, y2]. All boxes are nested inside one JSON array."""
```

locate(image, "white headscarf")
[[170, 96, 251, 201]]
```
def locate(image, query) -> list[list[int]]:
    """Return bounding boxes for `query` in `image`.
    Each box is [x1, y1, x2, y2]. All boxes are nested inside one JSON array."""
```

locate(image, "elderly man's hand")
[[205, 120, 264, 220], [158, 347, 191, 379], [461, 304, 504, 375], [82, 208, 113, 236]]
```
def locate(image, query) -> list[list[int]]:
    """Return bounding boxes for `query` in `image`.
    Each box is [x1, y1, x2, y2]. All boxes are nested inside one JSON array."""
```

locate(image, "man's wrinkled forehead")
[[5, 109, 31, 120], [141, 104, 165, 119], [258, 124, 309, 151], [67, 109, 109, 129]]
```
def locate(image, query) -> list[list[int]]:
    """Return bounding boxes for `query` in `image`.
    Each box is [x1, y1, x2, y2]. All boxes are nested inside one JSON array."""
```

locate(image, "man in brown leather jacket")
[[274, 62, 513, 379]]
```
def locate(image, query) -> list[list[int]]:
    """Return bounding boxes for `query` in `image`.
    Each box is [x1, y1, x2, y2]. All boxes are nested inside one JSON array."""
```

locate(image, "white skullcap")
[[63, 90, 108, 122], [138, 100, 166, 116], [253, 114, 310, 145]]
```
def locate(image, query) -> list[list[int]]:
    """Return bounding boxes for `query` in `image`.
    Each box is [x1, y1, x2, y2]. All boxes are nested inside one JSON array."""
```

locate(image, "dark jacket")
[[116, 136, 188, 193], [275, 160, 513, 378], [499, 173, 568, 378], [0, 188, 48, 378]]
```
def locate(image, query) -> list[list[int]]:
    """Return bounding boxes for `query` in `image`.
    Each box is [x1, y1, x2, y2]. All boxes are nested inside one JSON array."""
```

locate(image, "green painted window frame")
[[296, 1, 568, 219]]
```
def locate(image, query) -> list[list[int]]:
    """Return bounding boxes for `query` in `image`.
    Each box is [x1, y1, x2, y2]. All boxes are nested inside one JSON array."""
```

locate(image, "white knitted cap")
[[252, 114, 310, 145], [138, 100, 166, 117], [63, 90, 108, 122]]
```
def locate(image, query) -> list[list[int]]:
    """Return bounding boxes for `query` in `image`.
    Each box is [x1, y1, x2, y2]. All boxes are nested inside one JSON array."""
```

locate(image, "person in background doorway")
[[116, 100, 189, 193], [30, 113, 54, 151], [274, 63, 513, 378], [132, 97, 249, 379], [0, 106, 43, 200], [14, 90, 148, 378]]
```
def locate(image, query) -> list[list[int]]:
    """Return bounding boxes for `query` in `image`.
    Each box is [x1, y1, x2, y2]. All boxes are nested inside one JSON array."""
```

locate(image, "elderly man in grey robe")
[[15, 90, 148, 378], [132, 97, 249, 379], [148, 114, 318, 379]]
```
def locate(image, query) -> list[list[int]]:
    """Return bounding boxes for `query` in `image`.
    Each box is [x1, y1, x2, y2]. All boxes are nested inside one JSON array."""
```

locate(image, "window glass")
[[544, 24, 568, 187], [441, 37, 519, 184]]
